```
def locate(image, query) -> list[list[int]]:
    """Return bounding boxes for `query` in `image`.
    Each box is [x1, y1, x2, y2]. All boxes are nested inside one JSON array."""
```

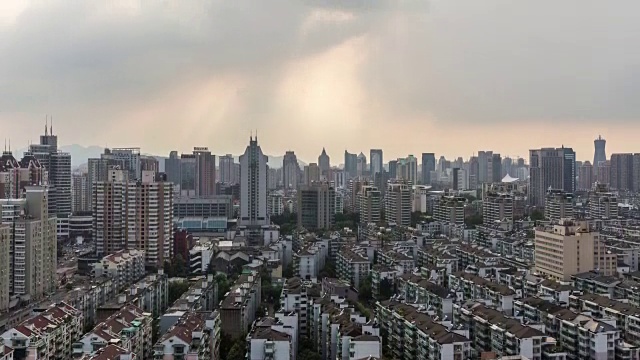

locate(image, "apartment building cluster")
[[92, 169, 173, 266], [154, 311, 221, 360], [219, 269, 262, 338]]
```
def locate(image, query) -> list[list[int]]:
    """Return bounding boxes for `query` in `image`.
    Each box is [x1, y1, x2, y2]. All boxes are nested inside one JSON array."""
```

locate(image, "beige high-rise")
[[93, 170, 173, 267], [0, 224, 9, 311], [535, 219, 616, 281], [0, 186, 57, 301]]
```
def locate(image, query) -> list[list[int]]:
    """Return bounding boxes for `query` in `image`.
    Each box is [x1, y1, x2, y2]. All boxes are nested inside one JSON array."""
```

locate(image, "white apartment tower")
[[359, 185, 381, 224], [240, 136, 269, 227], [0, 186, 57, 300]]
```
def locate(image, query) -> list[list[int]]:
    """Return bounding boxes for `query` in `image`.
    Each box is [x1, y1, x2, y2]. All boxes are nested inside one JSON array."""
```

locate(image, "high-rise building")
[[105, 147, 142, 180], [180, 153, 197, 196], [0, 186, 57, 300], [267, 167, 278, 190], [456, 169, 469, 190], [483, 187, 514, 225], [477, 151, 492, 183], [283, 151, 299, 190], [433, 196, 465, 225], [589, 183, 618, 220], [535, 219, 616, 281], [358, 185, 381, 224], [344, 151, 358, 179], [72, 173, 90, 213], [297, 182, 336, 230], [370, 149, 383, 179], [501, 157, 513, 178], [239, 136, 269, 227], [140, 155, 159, 173], [468, 157, 479, 190], [577, 161, 594, 191], [318, 148, 330, 176], [304, 163, 320, 185], [165, 151, 181, 184], [610, 153, 634, 191], [597, 160, 611, 186], [28, 123, 71, 217], [0, 224, 8, 311], [219, 154, 236, 184], [397, 155, 418, 185], [0, 151, 46, 199], [529, 148, 574, 207], [93, 169, 173, 266], [421, 153, 436, 185], [385, 182, 411, 226], [88, 151, 126, 202], [388, 160, 398, 180], [544, 189, 574, 222], [489, 153, 502, 183], [193, 147, 216, 197], [593, 135, 607, 175], [561, 147, 576, 194], [356, 153, 367, 176]]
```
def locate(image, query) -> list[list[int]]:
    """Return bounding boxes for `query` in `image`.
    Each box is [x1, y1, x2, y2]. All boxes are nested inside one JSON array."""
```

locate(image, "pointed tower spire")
[[50, 116, 53, 135], [45, 115, 48, 136]]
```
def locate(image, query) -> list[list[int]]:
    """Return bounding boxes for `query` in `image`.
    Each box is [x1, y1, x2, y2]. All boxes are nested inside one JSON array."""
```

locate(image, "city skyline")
[[2, 1, 640, 161]]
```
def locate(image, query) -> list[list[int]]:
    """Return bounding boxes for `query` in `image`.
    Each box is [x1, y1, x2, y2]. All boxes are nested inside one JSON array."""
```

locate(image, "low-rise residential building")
[[337, 247, 371, 289], [73, 305, 152, 360], [247, 318, 293, 360], [154, 312, 220, 360], [376, 248, 414, 274], [159, 276, 218, 334], [376, 300, 471, 360], [397, 273, 455, 319], [294, 239, 329, 281], [0, 343, 12, 360], [449, 272, 516, 314], [93, 249, 146, 290], [1, 302, 83, 360], [77, 344, 135, 360], [220, 270, 262, 338], [280, 277, 311, 339]]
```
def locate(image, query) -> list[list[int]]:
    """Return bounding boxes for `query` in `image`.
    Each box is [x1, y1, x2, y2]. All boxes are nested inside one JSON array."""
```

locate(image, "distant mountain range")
[[13, 144, 307, 170]]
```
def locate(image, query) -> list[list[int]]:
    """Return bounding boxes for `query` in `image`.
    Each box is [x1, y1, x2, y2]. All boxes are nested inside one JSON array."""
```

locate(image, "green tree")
[[215, 273, 231, 297], [283, 263, 294, 278], [530, 209, 545, 221], [379, 278, 394, 300], [227, 338, 247, 360], [358, 275, 372, 303], [168, 281, 191, 304], [465, 214, 483, 227]]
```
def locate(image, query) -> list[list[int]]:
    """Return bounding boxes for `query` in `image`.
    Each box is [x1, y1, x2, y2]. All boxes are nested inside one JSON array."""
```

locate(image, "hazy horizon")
[[1, 1, 639, 162]]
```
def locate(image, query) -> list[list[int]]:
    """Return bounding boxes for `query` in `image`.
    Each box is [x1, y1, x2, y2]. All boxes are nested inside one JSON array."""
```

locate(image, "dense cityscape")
[[1, 122, 640, 360]]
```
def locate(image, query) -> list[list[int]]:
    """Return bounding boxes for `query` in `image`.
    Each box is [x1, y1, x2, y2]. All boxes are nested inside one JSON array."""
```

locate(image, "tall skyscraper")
[[219, 154, 236, 184], [561, 147, 576, 194], [344, 151, 358, 179], [610, 153, 634, 192], [140, 155, 159, 173], [468, 156, 479, 190], [356, 153, 367, 176], [318, 148, 330, 175], [593, 135, 607, 174], [180, 153, 197, 196], [0, 186, 57, 300], [397, 155, 418, 185], [88, 152, 126, 205], [28, 122, 71, 217], [304, 163, 320, 185], [72, 173, 90, 213], [239, 136, 269, 227], [283, 151, 300, 190], [164, 151, 181, 184], [577, 161, 594, 191], [477, 151, 492, 183], [297, 182, 336, 230], [421, 153, 435, 185], [489, 153, 502, 183], [388, 160, 398, 180], [529, 148, 564, 207], [106, 148, 142, 180], [370, 149, 383, 178], [193, 147, 216, 197], [93, 169, 173, 266]]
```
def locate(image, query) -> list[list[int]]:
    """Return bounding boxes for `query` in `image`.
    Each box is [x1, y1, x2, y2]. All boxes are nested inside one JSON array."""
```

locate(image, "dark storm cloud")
[[0, 0, 639, 136]]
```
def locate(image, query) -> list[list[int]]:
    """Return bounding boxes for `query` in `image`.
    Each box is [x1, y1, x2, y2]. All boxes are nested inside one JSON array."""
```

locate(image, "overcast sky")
[[1, 0, 639, 163]]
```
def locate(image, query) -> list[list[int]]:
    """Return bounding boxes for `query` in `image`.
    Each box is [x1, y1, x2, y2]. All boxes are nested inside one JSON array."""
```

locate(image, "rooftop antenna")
[[50, 116, 53, 135], [4, 138, 6, 152], [45, 115, 48, 136], [8, 138, 10, 152]]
